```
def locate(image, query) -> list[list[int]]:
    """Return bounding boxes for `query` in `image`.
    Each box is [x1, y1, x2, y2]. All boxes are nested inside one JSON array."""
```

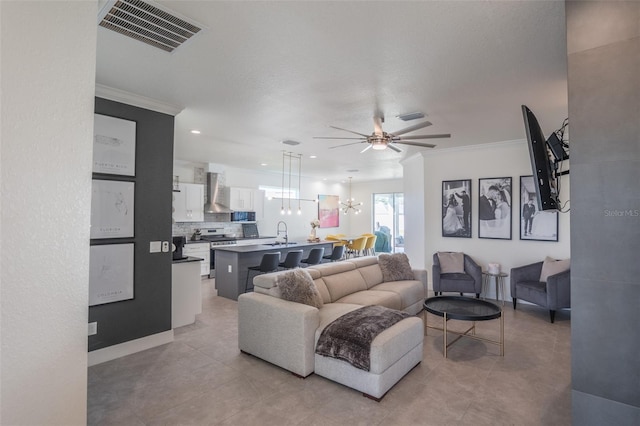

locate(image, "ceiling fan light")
[[371, 140, 387, 150]]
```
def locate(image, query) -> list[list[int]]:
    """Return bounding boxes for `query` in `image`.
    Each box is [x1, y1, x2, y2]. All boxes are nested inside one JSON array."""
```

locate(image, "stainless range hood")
[[204, 173, 232, 213]]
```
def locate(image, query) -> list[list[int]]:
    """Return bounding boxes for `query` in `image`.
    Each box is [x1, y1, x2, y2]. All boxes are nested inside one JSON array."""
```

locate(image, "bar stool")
[[245, 252, 280, 293], [300, 248, 325, 266], [278, 250, 303, 270], [322, 245, 345, 262]]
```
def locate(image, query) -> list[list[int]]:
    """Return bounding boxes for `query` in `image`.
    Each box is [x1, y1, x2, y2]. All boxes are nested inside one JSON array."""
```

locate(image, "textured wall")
[[89, 98, 174, 351], [567, 1, 640, 423], [0, 1, 97, 424]]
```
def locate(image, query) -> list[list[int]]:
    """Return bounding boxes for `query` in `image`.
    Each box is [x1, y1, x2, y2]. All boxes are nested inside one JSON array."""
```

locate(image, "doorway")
[[373, 193, 404, 253]]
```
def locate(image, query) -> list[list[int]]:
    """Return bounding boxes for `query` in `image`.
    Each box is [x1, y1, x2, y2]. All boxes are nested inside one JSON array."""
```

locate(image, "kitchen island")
[[214, 240, 334, 300]]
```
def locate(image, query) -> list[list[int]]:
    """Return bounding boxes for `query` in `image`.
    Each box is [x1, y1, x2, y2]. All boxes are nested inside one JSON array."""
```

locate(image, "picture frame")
[[441, 179, 472, 238], [93, 114, 136, 176], [89, 243, 134, 306], [318, 194, 339, 228], [90, 179, 135, 239], [519, 175, 559, 241], [478, 177, 512, 240]]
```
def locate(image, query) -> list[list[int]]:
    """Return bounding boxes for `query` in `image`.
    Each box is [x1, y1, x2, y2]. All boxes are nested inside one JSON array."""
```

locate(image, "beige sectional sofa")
[[238, 256, 427, 399]]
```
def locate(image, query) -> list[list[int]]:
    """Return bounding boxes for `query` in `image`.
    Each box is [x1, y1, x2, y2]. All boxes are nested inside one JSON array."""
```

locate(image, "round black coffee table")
[[424, 296, 504, 358]]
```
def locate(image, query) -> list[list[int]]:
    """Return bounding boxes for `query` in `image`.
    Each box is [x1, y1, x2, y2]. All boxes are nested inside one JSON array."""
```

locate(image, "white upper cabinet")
[[228, 187, 254, 211], [173, 183, 204, 222]]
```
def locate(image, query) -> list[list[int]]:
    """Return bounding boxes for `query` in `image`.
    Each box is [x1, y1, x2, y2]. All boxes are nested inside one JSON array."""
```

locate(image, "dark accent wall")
[[89, 98, 174, 351], [567, 1, 640, 423]]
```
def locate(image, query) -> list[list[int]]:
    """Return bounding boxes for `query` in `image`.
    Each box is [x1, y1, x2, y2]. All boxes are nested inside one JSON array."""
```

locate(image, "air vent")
[[98, 0, 204, 53], [281, 140, 301, 146], [397, 112, 426, 121]]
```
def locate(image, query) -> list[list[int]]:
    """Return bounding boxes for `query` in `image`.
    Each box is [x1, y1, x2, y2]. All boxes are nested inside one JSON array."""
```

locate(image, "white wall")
[[405, 141, 571, 299], [0, 1, 96, 424], [349, 178, 403, 236]]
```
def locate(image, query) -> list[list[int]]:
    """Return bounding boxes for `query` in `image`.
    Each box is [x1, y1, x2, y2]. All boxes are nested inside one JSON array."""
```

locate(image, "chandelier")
[[341, 177, 362, 214]]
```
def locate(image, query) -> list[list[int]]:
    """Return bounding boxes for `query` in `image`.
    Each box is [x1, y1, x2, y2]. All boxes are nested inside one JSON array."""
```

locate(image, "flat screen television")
[[521, 105, 558, 211]]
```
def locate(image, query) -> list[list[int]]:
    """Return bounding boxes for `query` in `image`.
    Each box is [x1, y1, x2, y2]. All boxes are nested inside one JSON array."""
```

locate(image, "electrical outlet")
[[161, 241, 169, 252], [88, 322, 97, 336], [228, 265, 232, 273]]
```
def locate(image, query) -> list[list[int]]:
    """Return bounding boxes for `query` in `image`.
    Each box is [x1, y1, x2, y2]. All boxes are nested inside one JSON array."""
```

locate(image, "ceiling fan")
[[314, 115, 451, 153]]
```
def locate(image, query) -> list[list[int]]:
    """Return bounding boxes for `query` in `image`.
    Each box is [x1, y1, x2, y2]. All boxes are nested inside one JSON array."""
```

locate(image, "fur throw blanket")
[[315, 305, 410, 371]]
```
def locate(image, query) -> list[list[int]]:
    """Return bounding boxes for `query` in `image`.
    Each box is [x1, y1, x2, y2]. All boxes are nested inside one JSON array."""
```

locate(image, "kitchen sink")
[[262, 242, 298, 246]]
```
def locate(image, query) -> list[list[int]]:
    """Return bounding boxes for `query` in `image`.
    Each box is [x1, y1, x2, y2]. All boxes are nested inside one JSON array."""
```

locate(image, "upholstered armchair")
[[432, 252, 483, 298], [510, 259, 570, 323]]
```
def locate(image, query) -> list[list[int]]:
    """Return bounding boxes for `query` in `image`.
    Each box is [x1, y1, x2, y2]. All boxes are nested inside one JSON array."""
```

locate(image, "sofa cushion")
[[277, 269, 324, 309], [335, 290, 402, 311], [440, 272, 474, 281], [437, 252, 465, 273], [378, 253, 415, 282], [370, 280, 425, 310], [322, 269, 368, 302], [357, 264, 384, 289], [539, 256, 570, 282]]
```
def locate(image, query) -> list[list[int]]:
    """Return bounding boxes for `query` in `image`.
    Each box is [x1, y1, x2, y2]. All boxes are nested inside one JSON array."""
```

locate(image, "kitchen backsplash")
[[172, 222, 244, 239]]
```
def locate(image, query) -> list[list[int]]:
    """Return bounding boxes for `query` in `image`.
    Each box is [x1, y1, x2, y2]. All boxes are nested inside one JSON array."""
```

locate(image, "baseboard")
[[88, 330, 174, 366]]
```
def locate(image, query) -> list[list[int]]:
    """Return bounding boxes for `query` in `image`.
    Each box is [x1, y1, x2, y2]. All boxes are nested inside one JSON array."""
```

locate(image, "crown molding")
[[95, 84, 183, 116]]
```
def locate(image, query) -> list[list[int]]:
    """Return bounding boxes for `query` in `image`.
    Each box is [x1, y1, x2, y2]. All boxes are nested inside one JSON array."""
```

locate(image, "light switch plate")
[[149, 241, 162, 253], [161, 241, 169, 252], [88, 322, 97, 336]]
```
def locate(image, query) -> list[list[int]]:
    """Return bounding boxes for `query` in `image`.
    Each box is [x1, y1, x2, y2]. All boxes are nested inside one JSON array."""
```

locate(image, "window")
[[373, 193, 404, 253]]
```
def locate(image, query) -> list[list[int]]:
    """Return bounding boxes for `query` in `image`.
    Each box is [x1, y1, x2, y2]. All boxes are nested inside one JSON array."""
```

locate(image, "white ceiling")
[[95, 0, 568, 182]]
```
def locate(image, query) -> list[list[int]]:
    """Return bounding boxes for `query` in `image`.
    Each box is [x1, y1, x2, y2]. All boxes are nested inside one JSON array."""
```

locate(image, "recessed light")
[[310, 155, 317, 159], [190, 130, 201, 134], [260, 163, 267, 166], [281, 140, 300, 146], [396, 112, 425, 121]]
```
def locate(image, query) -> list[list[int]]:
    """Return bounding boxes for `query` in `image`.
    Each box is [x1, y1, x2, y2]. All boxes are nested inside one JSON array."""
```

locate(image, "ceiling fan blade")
[[391, 121, 432, 136], [387, 143, 403, 153], [373, 116, 384, 136], [396, 133, 451, 140], [328, 125, 370, 138], [328, 141, 367, 149], [360, 145, 372, 153], [394, 140, 436, 148], [313, 136, 367, 140]]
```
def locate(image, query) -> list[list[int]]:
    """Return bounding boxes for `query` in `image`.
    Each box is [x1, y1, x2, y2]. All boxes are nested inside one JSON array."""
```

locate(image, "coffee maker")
[[172, 236, 187, 260]]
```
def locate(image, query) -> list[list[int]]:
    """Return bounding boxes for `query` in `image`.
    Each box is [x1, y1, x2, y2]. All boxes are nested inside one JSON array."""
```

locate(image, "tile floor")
[[88, 279, 571, 425]]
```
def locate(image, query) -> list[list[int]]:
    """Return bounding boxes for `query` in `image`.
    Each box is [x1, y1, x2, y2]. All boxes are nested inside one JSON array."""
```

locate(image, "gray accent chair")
[[432, 253, 483, 298], [510, 261, 570, 323]]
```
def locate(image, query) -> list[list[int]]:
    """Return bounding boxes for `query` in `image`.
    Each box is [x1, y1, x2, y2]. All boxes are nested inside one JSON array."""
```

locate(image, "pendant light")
[[341, 177, 363, 214]]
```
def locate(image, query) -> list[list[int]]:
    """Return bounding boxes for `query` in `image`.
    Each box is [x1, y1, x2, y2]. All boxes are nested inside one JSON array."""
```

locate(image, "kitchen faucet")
[[276, 221, 288, 245]]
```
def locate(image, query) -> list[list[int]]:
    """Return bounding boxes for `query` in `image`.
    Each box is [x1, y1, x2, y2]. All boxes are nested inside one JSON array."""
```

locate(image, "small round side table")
[[482, 271, 508, 306]]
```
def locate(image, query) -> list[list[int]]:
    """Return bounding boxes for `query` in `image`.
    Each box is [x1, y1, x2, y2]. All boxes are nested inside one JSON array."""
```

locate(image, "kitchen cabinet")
[[183, 242, 210, 276], [228, 187, 254, 211], [173, 183, 204, 222]]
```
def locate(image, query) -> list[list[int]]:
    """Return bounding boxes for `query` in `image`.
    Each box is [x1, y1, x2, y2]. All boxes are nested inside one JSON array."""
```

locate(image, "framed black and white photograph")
[[89, 243, 134, 306], [93, 114, 136, 176], [478, 177, 512, 240], [442, 179, 472, 238], [520, 175, 559, 241], [90, 179, 135, 239]]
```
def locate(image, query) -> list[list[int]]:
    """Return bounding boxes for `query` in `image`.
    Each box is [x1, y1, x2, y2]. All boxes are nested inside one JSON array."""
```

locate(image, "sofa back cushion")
[[348, 256, 384, 288], [322, 270, 368, 302]]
